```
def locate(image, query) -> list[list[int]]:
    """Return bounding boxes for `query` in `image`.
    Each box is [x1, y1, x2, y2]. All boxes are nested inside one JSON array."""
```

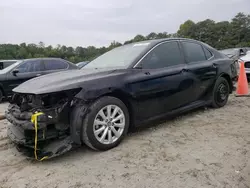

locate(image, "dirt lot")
[[0, 95, 250, 188]]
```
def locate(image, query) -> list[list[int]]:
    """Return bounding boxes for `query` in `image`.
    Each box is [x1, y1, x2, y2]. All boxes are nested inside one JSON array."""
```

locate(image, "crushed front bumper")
[[6, 104, 77, 160]]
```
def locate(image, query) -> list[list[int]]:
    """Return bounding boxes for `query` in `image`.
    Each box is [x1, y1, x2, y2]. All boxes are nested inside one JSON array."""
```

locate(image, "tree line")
[[0, 12, 249, 63]]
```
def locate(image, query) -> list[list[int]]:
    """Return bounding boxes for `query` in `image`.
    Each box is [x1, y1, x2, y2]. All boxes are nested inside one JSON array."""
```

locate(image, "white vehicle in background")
[[219, 48, 248, 61], [219, 48, 249, 74], [239, 51, 250, 80]]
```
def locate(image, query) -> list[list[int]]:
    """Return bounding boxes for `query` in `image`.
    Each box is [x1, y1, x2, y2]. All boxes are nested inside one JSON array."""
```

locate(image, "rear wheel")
[[81, 96, 129, 151], [211, 77, 230, 108], [247, 75, 250, 82], [0, 90, 3, 103]]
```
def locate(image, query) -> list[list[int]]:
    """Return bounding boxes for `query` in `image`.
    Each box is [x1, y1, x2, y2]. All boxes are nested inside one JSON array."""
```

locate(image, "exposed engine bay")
[[5, 89, 84, 160]]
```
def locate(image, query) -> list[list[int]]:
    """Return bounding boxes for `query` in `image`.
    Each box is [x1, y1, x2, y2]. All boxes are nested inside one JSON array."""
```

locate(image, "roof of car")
[[131, 38, 200, 45], [127, 38, 214, 50], [23, 58, 64, 61]]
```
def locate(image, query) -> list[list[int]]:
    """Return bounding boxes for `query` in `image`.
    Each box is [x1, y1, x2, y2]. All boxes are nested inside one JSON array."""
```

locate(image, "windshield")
[[83, 42, 151, 69], [0, 60, 23, 73]]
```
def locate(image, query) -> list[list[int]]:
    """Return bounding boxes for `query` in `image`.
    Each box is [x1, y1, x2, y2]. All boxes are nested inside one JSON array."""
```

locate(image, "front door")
[[129, 41, 195, 121]]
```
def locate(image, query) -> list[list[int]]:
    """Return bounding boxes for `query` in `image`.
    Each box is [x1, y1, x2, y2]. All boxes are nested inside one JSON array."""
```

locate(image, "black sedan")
[[6, 38, 237, 159], [0, 59, 19, 70], [0, 58, 78, 101]]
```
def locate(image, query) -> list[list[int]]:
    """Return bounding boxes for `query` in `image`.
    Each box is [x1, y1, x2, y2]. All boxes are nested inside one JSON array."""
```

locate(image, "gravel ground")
[[0, 95, 250, 188]]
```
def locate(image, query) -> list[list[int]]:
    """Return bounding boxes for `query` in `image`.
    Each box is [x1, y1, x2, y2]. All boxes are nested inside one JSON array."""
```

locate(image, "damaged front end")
[[6, 88, 83, 160]]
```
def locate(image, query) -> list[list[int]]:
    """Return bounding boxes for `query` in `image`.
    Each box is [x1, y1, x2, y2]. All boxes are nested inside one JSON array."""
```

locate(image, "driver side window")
[[17, 62, 31, 73], [17, 60, 43, 73], [140, 41, 184, 69]]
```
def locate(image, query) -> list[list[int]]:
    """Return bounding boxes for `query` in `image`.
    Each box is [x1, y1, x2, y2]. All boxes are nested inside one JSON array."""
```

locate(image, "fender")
[[71, 87, 137, 143], [0, 83, 5, 96], [74, 80, 135, 101], [217, 72, 233, 93], [70, 101, 90, 145]]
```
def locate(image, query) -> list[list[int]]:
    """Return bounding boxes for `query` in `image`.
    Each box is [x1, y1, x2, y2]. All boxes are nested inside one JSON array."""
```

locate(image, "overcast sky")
[[1, 0, 250, 47]]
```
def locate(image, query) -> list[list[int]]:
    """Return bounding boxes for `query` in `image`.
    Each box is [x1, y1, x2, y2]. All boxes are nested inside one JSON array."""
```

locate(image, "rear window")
[[182, 42, 206, 63], [204, 48, 213, 59]]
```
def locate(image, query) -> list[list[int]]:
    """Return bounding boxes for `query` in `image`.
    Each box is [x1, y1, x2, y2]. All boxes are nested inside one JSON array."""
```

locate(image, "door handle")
[[36, 74, 41, 77], [144, 72, 150, 75]]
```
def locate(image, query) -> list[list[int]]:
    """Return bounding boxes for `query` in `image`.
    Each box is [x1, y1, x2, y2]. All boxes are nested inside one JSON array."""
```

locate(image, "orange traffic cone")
[[235, 61, 249, 97]]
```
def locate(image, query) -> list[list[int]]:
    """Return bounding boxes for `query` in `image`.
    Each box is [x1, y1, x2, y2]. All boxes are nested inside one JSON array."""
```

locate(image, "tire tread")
[[211, 77, 229, 108]]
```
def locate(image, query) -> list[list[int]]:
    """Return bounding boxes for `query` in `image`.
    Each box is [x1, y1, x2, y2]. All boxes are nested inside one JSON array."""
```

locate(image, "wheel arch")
[[218, 73, 233, 93], [0, 84, 5, 98], [100, 90, 136, 130], [70, 89, 136, 145]]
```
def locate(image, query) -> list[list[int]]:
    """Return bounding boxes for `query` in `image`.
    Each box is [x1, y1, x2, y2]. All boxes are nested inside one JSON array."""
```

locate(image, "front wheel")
[[81, 96, 129, 151], [211, 77, 230, 108]]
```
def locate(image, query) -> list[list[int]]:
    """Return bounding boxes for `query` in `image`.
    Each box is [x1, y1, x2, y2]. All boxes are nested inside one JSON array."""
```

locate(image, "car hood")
[[13, 68, 123, 94]]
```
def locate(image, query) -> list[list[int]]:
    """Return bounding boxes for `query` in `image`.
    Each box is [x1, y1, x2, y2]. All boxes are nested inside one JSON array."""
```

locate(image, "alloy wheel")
[[93, 105, 125, 145]]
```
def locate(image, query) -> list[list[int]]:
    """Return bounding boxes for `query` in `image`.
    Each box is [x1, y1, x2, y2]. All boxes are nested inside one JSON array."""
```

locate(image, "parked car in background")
[[219, 48, 249, 72], [0, 60, 19, 70], [6, 38, 237, 159], [76, 61, 89, 68], [239, 53, 250, 80], [219, 48, 248, 60], [0, 58, 78, 102]]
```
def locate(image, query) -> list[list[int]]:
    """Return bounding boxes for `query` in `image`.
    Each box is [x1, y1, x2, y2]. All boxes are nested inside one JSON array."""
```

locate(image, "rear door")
[[43, 59, 69, 75], [129, 41, 195, 120], [180, 40, 217, 101]]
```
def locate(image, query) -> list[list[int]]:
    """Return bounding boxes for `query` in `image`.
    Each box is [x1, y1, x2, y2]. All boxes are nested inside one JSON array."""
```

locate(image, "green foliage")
[[177, 12, 250, 49], [0, 12, 250, 63]]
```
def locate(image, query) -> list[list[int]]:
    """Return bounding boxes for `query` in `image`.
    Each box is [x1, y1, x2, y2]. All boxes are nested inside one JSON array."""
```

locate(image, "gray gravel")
[[0, 96, 250, 188]]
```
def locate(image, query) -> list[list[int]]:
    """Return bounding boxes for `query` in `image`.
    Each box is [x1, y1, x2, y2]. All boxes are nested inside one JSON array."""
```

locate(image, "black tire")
[[247, 76, 250, 83], [81, 96, 129, 151], [211, 77, 230, 108], [0, 90, 3, 103]]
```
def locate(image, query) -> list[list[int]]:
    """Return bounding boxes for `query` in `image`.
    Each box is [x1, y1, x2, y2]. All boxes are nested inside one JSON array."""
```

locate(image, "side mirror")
[[12, 69, 19, 76]]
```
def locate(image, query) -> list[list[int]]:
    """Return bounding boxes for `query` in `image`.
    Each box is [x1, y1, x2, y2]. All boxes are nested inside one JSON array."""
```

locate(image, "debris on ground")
[[0, 95, 250, 188]]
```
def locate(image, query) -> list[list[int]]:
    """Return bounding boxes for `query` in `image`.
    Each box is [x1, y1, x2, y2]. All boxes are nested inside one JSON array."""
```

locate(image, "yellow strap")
[[31, 112, 49, 161]]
